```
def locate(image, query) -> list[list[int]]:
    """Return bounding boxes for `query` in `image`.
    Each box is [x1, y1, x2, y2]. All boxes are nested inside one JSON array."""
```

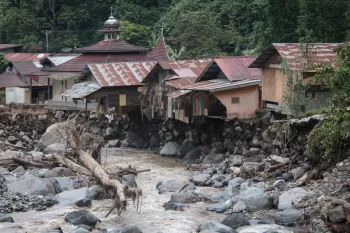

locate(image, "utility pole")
[[45, 30, 51, 52]]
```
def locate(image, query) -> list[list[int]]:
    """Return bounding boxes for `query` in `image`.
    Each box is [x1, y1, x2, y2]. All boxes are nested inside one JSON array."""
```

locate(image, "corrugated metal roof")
[[166, 90, 191, 98], [159, 59, 212, 77], [0, 44, 22, 50], [47, 54, 81, 66], [61, 81, 101, 99], [147, 36, 170, 61], [182, 79, 261, 93], [165, 78, 195, 89], [45, 53, 154, 72], [0, 73, 28, 88], [12, 61, 45, 75], [88, 61, 157, 87], [214, 57, 261, 81], [249, 43, 343, 70], [172, 68, 198, 78], [75, 40, 150, 53], [5, 53, 50, 62]]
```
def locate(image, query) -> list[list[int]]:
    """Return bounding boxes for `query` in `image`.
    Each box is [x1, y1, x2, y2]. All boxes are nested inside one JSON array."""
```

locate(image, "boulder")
[[275, 208, 304, 227], [231, 201, 246, 213], [290, 167, 305, 181], [45, 167, 72, 178], [200, 222, 236, 233], [278, 187, 310, 210], [150, 135, 161, 147], [328, 205, 346, 223], [52, 177, 75, 191], [0, 167, 9, 173], [240, 162, 263, 178], [55, 188, 89, 205], [122, 174, 137, 188], [232, 156, 244, 167], [123, 132, 143, 148], [239, 187, 264, 198], [221, 214, 250, 230], [108, 140, 121, 148], [39, 122, 70, 150], [157, 179, 195, 193], [65, 210, 99, 227], [193, 173, 211, 185], [228, 178, 245, 189], [183, 148, 202, 164], [236, 224, 293, 233], [170, 192, 199, 203], [178, 140, 198, 158], [0, 214, 14, 223], [203, 154, 226, 164], [206, 200, 232, 213], [10, 166, 25, 178], [108, 224, 143, 233], [160, 142, 179, 157], [7, 177, 55, 196], [273, 180, 286, 190], [282, 173, 294, 182], [43, 143, 68, 155], [242, 195, 272, 211], [268, 155, 290, 164], [70, 227, 90, 233]]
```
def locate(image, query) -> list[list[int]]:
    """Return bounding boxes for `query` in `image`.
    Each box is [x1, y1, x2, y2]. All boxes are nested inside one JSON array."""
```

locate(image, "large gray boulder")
[[108, 224, 143, 233], [200, 222, 236, 233], [43, 143, 68, 155], [239, 187, 263, 198], [157, 179, 195, 193], [228, 178, 245, 189], [55, 188, 89, 205], [242, 195, 272, 211], [65, 210, 99, 227], [236, 224, 293, 233], [275, 208, 304, 227], [7, 177, 55, 196], [328, 205, 346, 223], [39, 122, 71, 150], [206, 200, 232, 213], [203, 154, 226, 164], [170, 192, 199, 203], [183, 148, 202, 164], [122, 132, 144, 148], [278, 187, 310, 210], [45, 167, 72, 178], [221, 214, 250, 230], [160, 142, 179, 157], [193, 173, 211, 185], [178, 140, 198, 158]]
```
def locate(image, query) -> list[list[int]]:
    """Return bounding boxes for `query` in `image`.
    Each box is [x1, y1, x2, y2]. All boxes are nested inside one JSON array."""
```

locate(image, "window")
[[232, 97, 240, 104], [119, 93, 126, 106]]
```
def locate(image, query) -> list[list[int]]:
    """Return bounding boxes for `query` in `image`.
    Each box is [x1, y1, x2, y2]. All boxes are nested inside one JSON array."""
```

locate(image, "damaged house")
[[140, 57, 262, 123], [249, 43, 343, 113], [44, 12, 169, 109]]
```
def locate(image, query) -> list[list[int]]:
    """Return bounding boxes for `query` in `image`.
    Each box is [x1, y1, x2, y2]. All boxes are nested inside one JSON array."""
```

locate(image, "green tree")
[[120, 20, 152, 47], [0, 53, 8, 72]]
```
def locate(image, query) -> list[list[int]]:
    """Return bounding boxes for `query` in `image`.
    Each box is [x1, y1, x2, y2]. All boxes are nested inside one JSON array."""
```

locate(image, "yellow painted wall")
[[214, 85, 260, 119], [262, 68, 287, 103]]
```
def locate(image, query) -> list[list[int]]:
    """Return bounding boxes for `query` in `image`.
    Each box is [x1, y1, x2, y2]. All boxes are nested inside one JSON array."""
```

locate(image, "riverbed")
[[1, 148, 224, 233]]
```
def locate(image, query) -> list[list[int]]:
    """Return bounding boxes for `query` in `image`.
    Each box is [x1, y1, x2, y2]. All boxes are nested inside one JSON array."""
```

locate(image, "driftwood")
[[52, 154, 92, 176], [12, 156, 51, 168]]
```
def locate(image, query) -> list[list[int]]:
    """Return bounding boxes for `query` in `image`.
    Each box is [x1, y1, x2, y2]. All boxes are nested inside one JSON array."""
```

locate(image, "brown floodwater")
[[1, 148, 224, 233]]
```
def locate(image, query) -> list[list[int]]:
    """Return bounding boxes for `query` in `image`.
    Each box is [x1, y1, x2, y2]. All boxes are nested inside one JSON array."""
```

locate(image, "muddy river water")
[[0, 148, 224, 233]]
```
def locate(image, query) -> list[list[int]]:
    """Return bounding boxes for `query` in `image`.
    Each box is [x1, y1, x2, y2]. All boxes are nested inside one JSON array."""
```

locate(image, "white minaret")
[[103, 7, 121, 41]]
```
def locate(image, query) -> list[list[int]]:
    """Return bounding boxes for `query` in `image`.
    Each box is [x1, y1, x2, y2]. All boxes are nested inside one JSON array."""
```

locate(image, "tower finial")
[[161, 23, 165, 36], [110, 6, 113, 16]]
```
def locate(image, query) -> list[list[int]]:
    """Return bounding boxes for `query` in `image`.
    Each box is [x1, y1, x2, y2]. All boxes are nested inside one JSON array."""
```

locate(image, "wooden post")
[[96, 97, 101, 117], [29, 78, 32, 104]]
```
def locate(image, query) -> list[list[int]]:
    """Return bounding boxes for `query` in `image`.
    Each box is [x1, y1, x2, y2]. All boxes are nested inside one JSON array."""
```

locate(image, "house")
[[62, 61, 158, 113], [0, 44, 23, 53], [140, 59, 212, 120], [248, 43, 342, 113], [45, 12, 169, 108], [0, 53, 52, 104], [166, 57, 262, 121]]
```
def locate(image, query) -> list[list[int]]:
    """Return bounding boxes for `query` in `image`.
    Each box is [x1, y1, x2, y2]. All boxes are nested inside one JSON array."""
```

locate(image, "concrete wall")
[[48, 99, 97, 111], [52, 78, 77, 101], [214, 85, 260, 119], [6, 87, 30, 104]]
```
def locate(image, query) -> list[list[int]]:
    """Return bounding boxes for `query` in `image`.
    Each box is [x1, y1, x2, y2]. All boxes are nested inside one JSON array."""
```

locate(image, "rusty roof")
[[249, 43, 343, 70], [11, 61, 48, 76], [47, 54, 81, 66], [45, 53, 154, 72], [166, 90, 191, 98], [147, 36, 170, 61], [5, 53, 50, 62], [0, 44, 22, 50], [88, 61, 157, 87], [159, 59, 212, 77], [75, 40, 150, 53], [0, 73, 28, 88], [165, 78, 195, 89], [213, 57, 261, 81], [61, 81, 101, 99], [182, 79, 261, 93]]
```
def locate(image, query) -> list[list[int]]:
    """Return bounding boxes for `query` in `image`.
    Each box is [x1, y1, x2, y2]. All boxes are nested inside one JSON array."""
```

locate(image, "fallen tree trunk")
[[52, 154, 92, 176]]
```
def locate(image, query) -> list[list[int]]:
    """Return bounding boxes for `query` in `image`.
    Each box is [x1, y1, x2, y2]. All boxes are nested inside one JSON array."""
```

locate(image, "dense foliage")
[[0, 0, 349, 55], [307, 44, 350, 166]]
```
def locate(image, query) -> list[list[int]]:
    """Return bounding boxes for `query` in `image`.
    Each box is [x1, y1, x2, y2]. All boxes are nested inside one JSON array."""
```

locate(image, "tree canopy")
[[0, 0, 348, 56]]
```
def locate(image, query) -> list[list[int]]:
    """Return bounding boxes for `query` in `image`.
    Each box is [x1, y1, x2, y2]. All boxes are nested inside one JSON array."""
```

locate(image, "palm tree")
[[166, 45, 186, 60]]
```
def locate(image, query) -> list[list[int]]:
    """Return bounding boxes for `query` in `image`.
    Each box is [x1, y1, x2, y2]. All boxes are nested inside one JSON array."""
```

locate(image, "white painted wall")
[[52, 78, 77, 101], [6, 87, 30, 104]]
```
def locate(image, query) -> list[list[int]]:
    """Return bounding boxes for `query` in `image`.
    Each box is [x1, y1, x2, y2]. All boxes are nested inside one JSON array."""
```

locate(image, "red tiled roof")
[[75, 40, 150, 53], [147, 36, 169, 61], [5, 53, 50, 62], [0, 44, 22, 50], [45, 53, 154, 72], [212, 57, 261, 82], [0, 73, 28, 88], [88, 61, 157, 87], [249, 43, 343, 70]]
